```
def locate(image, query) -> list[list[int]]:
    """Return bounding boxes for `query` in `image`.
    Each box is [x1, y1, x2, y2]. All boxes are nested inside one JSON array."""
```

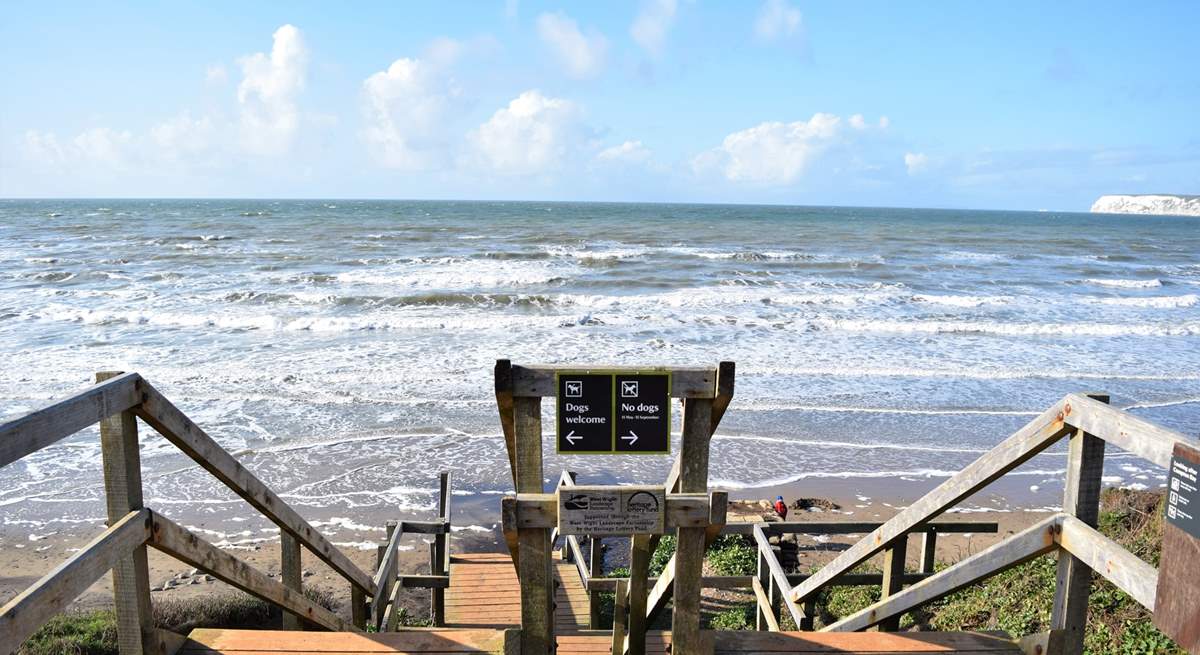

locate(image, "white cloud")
[[24, 128, 135, 167], [205, 64, 228, 85], [631, 0, 677, 57], [150, 112, 217, 161], [849, 114, 866, 130], [470, 90, 582, 175], [596, 140, 651, 163], [236, 24, 308, 156], [754, 0, 802, 42], [694, 113, 841, 185], [905, 152, 929, 175], [361, 56, 460, 170], [879, 116, 891, 129], [537, 12, 608, 78]]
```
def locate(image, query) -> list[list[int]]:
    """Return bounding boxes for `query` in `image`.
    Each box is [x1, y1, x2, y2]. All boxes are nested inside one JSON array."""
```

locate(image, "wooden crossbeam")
[[1057, 515, 1158, 611], [0, 371, 141, 468], [134, 379, 377, 597]]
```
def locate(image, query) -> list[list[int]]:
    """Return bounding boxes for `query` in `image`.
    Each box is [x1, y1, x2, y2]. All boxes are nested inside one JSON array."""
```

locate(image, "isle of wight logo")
[[625, 491, 660, 514]]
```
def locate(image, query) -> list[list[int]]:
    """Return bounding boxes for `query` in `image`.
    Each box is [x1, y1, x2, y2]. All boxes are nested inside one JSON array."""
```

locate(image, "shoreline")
[[0, 470, 1131, 621]]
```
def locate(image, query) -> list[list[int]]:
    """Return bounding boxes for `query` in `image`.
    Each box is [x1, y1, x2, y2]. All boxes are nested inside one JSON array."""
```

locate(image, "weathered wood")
[[511, 365, 717, 399], [495, 359, 518, 485], [281, 532, 303, 631], [398, 574, 451, 588], [0, 510, 150, 651], [789, 398, 1073, 604], [755, 550, 771, 631], [351, 587, 367, 630], [824, 515, 1061, 632], [1057, 516, 1157, 611], [710, 361, 735, 434], [147, 511, 353, 632], [0, 371, 141, 469], [372, 522, 406, 629], [1051, 394, 1107, 655], [1062, 392, 1197, 469], [734, 521, 998, 536], [514, 395, 553, 655], [920, 531, 938, 574], [879, 535, 909, 631], [671, 397, 712, 655], [513, 492, 718, 531], [611, 579, 629, 655], [95, 370, 157, 655], [183, 627, 517, 653], [626, 535, 651, 655], [752, 524, 806, 628], [133, 379, 377, 597], [751, 576, 781, 632], [589, 536, 604, 629], [433, 471, 451, 627], [587, 571, 946, 593]]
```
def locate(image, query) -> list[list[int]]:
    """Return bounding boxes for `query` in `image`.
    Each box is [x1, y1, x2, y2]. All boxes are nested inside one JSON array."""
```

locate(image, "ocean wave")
[[712, 467, 1069, 490], [1092, 294, 1198, 308], [1084, 278, 1163, 288], [807, 317, 1200, 337], [911, 293, 1013, 307]]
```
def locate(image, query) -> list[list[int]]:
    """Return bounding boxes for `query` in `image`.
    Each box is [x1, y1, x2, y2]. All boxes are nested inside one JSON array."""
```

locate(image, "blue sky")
[[1, 1, 1197, 209]]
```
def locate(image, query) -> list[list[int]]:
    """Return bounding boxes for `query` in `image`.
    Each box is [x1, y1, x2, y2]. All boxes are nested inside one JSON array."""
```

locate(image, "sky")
[[1, 1, 1198, 210]]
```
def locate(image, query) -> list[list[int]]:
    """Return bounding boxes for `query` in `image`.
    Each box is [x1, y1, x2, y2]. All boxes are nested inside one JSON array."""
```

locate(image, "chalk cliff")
[[1091, 194, 1200, 216]]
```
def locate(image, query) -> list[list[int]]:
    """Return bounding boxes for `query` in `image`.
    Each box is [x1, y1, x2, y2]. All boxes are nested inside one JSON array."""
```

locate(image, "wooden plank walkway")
[[181, 628, 1020, 654], [445, 553, 590, 632]]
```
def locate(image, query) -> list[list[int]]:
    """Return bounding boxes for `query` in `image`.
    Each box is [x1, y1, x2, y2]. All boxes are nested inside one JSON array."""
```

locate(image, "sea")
[[1, 199, 1198, 548]]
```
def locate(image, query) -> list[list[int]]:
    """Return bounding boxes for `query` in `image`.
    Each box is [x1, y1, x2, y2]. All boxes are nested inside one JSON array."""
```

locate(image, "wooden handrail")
[[1062, 392, 1196, 469], [133, 378, 377, 596], [824, 515, 1062, 631], [147, 511, 354, 632], [752, 524, 806, 627], [787, 397, 1074, 605], [1057, 515, 1158, 611], [751, 576, 780, 631], [371, 521, 407, 629], [0, 509, 151, 650], [0, 372, 141, 468]]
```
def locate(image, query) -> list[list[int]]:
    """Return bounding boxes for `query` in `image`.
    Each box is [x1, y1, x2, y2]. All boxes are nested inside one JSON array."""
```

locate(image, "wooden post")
[[515, 395, 554, 655], [1050, 393, 1108, 655], [351, 587, 367, 630], [879, 534, 909, 631], [801, 599, 816, 631], [433, 472, 450, 627], [96, 371, 158, 655], [920, 529, 938, 574], [281, 532, 302, 630], [626, 535, 651, 655], [589, 537, 604, 629], [671, 397, 713, 654], [611, 579, 628, 655]]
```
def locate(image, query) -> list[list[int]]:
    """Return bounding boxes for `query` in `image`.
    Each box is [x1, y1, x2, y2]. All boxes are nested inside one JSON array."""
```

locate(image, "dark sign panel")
[[614, 373, 671, 453], [1154, 443, 1200, 654], [556, 373, 613, 453], [555, 371, 672, 454], [1165, 451, 1200, 539]]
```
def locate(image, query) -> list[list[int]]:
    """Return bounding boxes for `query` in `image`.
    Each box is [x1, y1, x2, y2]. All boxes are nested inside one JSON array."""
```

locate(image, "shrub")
[[707, 534, 757, 576], [709, 604, 754, 630]]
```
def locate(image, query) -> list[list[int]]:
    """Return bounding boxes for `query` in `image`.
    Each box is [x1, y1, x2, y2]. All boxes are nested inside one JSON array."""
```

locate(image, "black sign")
[[556, 371, 672, 454], [556, 373, 613, 453], [1165, 452, 1200, 539], [614, 373, 670, 453]]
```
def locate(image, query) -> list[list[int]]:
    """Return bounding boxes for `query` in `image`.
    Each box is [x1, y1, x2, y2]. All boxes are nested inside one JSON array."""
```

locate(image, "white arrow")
[[564, 430, 581, 445], [621, 431, 639, 445]]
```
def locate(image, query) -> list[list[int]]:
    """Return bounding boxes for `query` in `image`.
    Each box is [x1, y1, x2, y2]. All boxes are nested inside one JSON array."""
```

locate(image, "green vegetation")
[[706, 534, 757, 576], [708, 604, 754, 630], [813, 489, 1181, 655], [19, 588, 340, 655]]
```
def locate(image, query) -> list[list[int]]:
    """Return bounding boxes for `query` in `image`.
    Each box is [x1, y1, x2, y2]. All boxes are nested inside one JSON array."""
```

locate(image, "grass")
[[19, 588, 340, 655], [813, 489, 1182, 655]]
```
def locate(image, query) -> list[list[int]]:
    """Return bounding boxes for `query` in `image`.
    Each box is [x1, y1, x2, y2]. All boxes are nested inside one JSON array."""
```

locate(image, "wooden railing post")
[[879, 534, 909, 631], [515, 395, 554, 655], [96, 371, 158, 655], [755, 549, 770, 630], [433, 472, 450, 627], [588, 537, 604, 629], [671, 397, 713, 653], [1050, 393, 1109, 655], [920, 528, 938, 574], [611, 579, 628, 655], [281, 532, 303, 630], [626, 534, 651, 655]]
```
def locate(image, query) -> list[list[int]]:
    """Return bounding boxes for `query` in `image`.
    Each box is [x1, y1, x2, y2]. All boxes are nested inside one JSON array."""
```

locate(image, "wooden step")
[[180, 628, 514, 653]]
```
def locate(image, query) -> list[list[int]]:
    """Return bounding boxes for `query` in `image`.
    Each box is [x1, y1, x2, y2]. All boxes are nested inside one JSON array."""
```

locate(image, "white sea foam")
[[1084, 278, 1163, 288], [1093, 294, 1198, 308]]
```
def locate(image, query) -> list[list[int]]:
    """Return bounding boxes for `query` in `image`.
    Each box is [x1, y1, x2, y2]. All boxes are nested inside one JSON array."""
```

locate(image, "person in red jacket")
[[773, 495, 788, 520]]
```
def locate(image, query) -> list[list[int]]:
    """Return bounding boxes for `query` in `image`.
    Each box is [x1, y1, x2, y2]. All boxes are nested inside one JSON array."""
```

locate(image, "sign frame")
[[556, 485, 667, 536], [554, 369, 672, 455]]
